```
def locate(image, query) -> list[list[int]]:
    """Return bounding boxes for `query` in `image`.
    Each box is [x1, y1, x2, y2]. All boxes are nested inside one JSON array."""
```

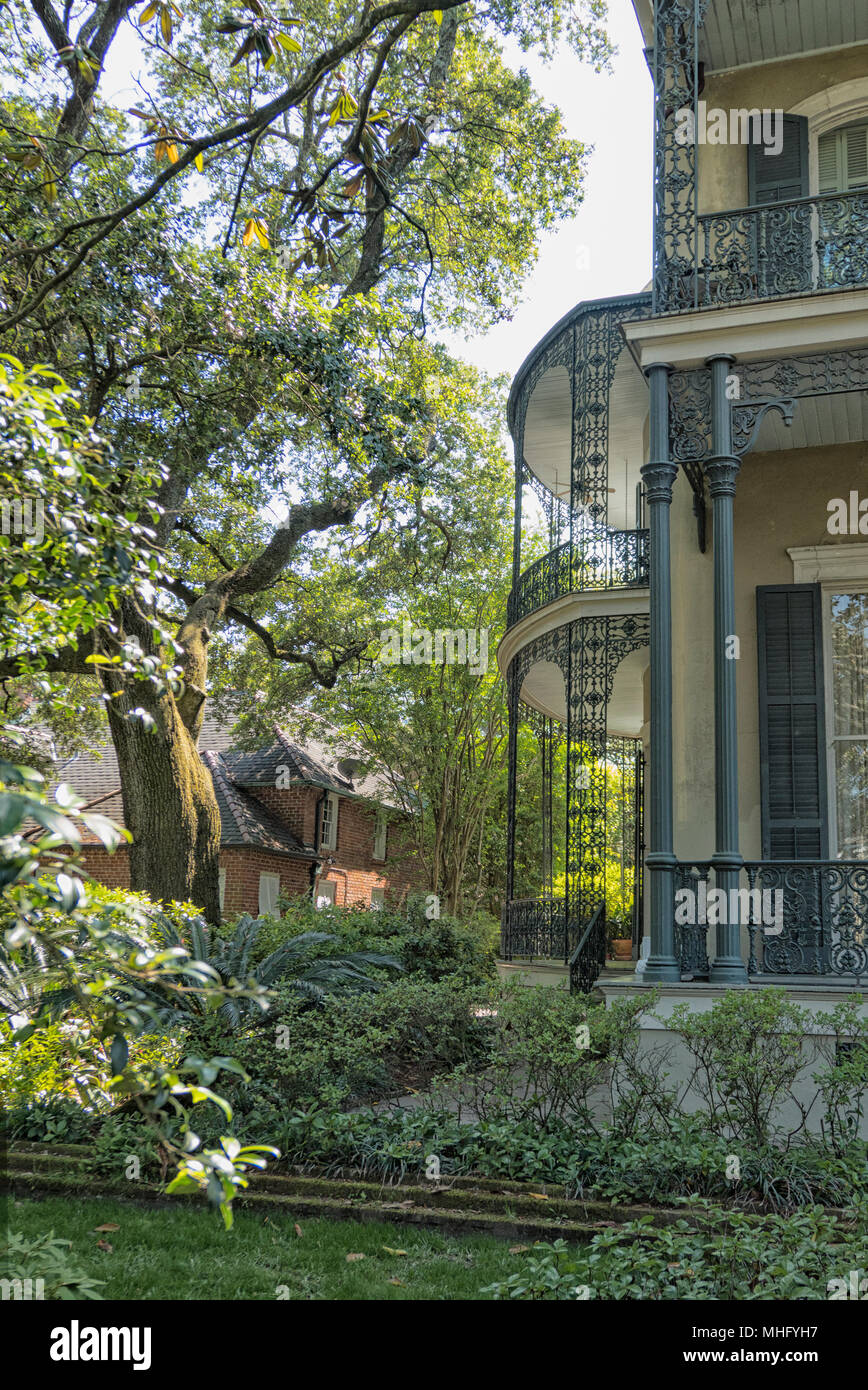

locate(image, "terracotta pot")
[[612, 937, 633, 961]]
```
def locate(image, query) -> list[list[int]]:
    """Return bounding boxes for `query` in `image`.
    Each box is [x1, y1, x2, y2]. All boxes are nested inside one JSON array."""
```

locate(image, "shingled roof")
[[47, 706, 399, 848], [200, 751, 315, 857]]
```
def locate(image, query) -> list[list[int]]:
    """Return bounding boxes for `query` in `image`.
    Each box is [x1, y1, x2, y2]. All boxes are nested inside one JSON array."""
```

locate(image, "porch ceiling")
[[752, 388, 868, 453], [630, 0, 868, 74], [518, 647, 647, 737]]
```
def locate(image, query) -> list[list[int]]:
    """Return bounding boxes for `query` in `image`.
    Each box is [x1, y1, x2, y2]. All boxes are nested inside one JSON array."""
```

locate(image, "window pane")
[[835, 741, 868, 858], [831, 591, 868, 736]]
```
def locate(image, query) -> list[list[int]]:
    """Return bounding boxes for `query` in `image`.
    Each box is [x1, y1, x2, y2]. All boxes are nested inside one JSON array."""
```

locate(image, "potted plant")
[[607, 915, 633, 961]]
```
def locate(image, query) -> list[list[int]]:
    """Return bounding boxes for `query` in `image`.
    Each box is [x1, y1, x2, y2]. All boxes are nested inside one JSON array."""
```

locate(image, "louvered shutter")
[[819, 121, 868, 193], [757, 585, 829, 860], [748, 114, 808, 204]]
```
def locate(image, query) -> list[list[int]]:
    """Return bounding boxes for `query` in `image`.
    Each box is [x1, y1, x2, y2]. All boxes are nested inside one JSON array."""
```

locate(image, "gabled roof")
[[200, 751, 315, 857], [222, 729, 354, 796]]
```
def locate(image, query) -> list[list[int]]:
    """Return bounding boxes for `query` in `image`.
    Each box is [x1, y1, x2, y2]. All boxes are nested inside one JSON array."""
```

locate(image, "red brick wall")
[[79, 788, 423, 916], [80, 845, 131, 890], [219, 847, 312, 917]]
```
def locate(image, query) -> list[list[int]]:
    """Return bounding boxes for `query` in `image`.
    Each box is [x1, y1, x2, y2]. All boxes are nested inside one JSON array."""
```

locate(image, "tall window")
[[828, 590, 868, 858], [258, 871, 280, 916], [817, 120, 868, 289], [320, 793, 338, 851], [372, 811, 387, 861], [316, 879, 336, 910]]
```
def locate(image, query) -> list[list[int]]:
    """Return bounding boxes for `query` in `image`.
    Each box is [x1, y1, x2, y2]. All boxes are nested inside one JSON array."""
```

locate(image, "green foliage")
[[482, 1205, 868, 1301], [251, 897, 496, 986], [0, 1231, 105, 1301], [2, 1094, 94, 1145]]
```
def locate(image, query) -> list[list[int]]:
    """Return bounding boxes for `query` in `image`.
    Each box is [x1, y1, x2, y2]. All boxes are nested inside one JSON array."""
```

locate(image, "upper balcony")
[[506, 292, 651, 633], [638, 0, 868, 316]]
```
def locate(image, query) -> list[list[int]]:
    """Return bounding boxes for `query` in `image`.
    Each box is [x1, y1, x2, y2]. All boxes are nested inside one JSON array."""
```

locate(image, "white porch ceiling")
[[630, 0, 868, 74], [752, 388, 868, 453], [518, 647, 647, 736]]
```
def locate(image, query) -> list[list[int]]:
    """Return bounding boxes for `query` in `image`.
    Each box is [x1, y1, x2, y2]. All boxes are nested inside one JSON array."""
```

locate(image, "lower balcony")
[[677, 861, 868, 981], [507, 528, 649, 629]]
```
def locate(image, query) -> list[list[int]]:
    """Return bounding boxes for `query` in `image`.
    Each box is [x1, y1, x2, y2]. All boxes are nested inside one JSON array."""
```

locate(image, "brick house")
[[56, 712, 421, 916]]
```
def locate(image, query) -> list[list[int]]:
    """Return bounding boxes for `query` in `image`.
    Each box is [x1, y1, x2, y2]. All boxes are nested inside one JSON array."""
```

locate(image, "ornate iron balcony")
[[674, 860, 868, 980], [506, 528, 649, 629], [500, 896, 566, 962], [659, 189, 868, 313]]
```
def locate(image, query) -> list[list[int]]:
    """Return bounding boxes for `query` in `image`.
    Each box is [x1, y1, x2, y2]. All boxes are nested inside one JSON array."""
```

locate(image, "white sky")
[[450, 0, 653, 380]]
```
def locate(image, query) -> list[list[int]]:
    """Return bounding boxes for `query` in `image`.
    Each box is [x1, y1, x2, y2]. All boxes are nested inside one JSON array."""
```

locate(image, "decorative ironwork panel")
[[674, 861, 713, 976], [692, 192, 868, 311], [565, 614, 650, 934], [501, 897, 566, 962], [506, 528, 649, 629], [744, 862, 868, 980], [569, 904, 607, 995], [652, 0, 707, 313]]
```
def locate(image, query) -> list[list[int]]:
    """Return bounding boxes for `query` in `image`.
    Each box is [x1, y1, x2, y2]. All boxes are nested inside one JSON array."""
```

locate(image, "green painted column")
[[640, 362, 680, 982], [705, 355, 748, 984]]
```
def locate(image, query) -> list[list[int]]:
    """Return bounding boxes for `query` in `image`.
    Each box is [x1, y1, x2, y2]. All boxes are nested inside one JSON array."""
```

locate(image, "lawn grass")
[[8, 1195, 526, 1300]]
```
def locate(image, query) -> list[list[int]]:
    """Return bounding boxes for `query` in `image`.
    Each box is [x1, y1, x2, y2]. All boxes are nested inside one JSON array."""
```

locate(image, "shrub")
[[667, 989, 813, 1147], [481, 1204, 868, 1300], [3, 1094, 94, 1144], [0, 1231, 104, 1300]]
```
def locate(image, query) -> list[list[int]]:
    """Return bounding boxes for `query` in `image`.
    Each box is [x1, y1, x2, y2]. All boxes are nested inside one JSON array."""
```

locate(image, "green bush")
[[248, 896, 496, 987], [2, 1094, 95, 1144], [0, 1231, 104, 1300], [481, 1203, 868, 1300]]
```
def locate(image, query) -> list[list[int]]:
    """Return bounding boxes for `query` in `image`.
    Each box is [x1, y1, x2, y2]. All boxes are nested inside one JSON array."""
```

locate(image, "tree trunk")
[[105, 683, 221, 923]]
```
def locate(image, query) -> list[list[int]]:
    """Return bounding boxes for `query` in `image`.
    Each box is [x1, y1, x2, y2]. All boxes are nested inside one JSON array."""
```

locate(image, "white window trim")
[[218, 867, 226, 913], [789, 547, 868, 859], [258, 871, 281, 917], [372, 811, 387, 861], [792, 80, 868, 194], [788, 544, 868, 584], [320, 792, 339, 852], [821, 583, 868, 860], [316, 878, 337, 910], [370, 886, 385, 911]]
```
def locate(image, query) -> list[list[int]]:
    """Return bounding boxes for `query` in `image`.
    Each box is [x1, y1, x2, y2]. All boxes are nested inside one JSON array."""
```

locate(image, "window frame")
[[822, 582, 868, 860], [316, 878, 337, 910], [319, 792, 339, 852], [372, 810, 387, 861], [370, 886, 385, 911], [258, 870, 281, 916]]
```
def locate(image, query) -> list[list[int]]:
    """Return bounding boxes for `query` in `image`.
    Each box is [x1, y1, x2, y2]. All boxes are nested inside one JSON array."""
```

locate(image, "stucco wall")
[[697, 45, 868, 213], [671, 439, 868, 863]]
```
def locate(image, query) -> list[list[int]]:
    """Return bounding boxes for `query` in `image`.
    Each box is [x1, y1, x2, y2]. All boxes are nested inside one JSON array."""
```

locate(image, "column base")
[[642, 956, 682, 983], [709, 956, 749, 985]]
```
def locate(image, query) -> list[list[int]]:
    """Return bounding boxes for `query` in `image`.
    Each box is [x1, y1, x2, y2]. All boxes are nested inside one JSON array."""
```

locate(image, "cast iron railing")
[[661, 189, 868, 313], [569, 902, 606, 995], [507, 527, 649, 628], [500, 896, 566, 962], [673, 860, 868, 980]]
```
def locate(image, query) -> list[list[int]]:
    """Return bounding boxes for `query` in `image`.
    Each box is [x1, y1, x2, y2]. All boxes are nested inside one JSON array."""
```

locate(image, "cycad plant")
[[112, 912, 403, 1031]]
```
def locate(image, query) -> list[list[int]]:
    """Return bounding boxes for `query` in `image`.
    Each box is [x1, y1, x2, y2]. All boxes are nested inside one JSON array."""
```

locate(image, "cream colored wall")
[[671, 440, 868, 862], [697, 45, 868, 213]]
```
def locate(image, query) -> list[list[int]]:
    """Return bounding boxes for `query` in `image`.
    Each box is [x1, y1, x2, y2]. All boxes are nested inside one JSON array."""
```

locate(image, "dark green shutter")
[[757, 584, 829, 860], [748, 114, 808, 204]]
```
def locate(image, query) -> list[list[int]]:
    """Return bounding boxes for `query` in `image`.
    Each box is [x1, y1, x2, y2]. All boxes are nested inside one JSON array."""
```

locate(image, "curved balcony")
[[506, 527, 649, 630]]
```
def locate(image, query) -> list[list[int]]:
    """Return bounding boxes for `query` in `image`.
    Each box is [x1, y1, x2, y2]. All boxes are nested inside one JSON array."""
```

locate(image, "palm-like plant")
[[107, 912, 403, 1030]]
